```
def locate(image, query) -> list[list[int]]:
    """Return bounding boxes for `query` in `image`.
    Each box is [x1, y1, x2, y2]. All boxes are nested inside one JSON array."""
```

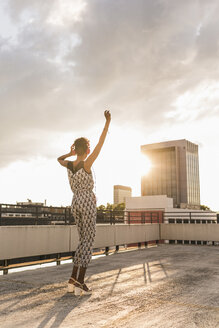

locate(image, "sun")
[[138, 154, 152, 177]]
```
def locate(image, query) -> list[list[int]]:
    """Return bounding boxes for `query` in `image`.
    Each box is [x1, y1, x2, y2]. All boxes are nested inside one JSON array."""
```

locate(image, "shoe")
[[67, 277, 77, 293], [74, 282, 92, 296]]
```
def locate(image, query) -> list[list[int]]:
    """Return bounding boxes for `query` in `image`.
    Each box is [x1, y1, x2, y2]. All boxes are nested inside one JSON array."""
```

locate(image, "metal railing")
[[0, 204, 161, 225], [164, 211, 217, 224], [126, 211, 161, 224], [0, 204, 217, 225], [0, 203, 73, 225]]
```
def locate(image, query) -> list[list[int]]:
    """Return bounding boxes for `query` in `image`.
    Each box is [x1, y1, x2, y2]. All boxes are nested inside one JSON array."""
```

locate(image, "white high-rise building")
[[114, 185, 132, 205]]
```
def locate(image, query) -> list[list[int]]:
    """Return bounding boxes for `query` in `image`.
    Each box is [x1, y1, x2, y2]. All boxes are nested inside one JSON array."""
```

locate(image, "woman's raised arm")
[[57, 146, 74, 167], [85, 110, 111, 170]]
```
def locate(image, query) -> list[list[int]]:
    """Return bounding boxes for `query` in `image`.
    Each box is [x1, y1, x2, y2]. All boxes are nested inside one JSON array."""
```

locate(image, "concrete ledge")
[[69, 226, 79, 250], [145, 223, 160, 241], [161, 223, 219, 241], [94, 225, 116, 248], [1, 223, 218, 261], [0, 224, 160, 261], [115, 224, 147, 245], [0, 226, 70, 260]]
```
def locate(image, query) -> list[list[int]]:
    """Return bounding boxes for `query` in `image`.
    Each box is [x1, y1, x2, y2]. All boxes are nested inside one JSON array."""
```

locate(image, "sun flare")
[[138, 154, 152, 177]]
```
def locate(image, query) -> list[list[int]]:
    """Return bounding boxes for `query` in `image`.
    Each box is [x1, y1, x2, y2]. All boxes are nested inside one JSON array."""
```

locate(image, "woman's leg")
[[69, 208, 83, 284], [79, 221, 96, 271], [70, 265, 79, 280], [77, 266, 87, 284], [72, 209, 84, 267], [73, 194, 96, 290], [78, 201, 96, 282]]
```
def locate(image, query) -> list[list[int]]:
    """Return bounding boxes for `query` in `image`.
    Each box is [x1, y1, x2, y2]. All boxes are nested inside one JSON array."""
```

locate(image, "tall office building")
[[114, 185, 132, 205], [141, 139, 200, 209]]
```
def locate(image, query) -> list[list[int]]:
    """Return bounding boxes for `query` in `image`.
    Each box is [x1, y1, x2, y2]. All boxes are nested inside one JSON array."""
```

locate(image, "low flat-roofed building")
[[126, 195, 173, 211], [125, 195, 217, 224]]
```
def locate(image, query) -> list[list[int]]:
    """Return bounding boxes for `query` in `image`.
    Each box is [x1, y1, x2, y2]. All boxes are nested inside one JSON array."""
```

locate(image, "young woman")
[[57, 110, 111, 295]]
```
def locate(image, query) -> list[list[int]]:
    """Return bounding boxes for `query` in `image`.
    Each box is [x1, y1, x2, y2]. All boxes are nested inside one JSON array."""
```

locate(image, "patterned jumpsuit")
[[67, 161, 96, 268]]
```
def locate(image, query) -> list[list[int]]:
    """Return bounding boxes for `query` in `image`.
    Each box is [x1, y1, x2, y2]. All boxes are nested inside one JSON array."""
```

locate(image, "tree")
[[97, 204, 106, 211], [200, 205, 211, 211], [113, 203, 125, 211], [97, 203, 125, 211], [106, 203, 114, 210]]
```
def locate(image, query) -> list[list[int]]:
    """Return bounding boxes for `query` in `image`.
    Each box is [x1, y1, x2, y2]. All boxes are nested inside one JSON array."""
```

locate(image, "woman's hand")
[[70, 144, 76, 156], [104, 110, 111, 122]]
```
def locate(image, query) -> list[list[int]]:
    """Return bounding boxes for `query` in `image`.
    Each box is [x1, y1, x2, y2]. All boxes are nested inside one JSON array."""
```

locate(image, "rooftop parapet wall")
[[0, 224, 160, 261], [1, 223, 219, 263], [161, 224, 219, 242]]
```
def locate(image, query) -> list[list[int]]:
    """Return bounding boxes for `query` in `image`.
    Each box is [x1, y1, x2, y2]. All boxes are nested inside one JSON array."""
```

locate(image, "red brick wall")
[[127, 211, 164, 224]]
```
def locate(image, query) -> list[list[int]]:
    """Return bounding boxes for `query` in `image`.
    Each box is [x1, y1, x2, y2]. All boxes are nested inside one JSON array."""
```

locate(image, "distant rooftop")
[[114, 185, 132, 191], [141, 139, 199, 151]]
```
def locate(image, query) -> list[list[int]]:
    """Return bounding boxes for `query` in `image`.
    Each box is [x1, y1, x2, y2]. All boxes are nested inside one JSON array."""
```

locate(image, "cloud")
[[1, 0, 219, 167]]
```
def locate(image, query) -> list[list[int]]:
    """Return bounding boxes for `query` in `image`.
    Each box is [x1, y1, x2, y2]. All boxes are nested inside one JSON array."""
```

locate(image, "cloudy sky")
[[0, 0, 219, 210]]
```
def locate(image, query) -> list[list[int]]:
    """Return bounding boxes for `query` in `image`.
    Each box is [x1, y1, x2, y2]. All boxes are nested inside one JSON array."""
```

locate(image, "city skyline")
[[0, 1, 219, 210]]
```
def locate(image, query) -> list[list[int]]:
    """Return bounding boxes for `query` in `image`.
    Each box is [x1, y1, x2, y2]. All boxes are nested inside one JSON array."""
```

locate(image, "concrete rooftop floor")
[[0, 244, 219, 328]]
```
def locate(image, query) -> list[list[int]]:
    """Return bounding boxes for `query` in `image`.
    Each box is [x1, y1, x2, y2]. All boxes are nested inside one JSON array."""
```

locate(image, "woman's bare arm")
[[85, 110, 111, 171], [57, 148, 74, 167]]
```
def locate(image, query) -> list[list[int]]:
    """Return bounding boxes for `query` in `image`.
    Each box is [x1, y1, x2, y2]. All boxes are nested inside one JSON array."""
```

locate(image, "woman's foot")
[[67, 277, 77, 293], [74, 281, 92, 296]]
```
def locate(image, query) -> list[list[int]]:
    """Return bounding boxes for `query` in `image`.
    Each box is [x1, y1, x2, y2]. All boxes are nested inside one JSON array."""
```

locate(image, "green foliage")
[[106, 203, 114, 210], [97, 203, 125, 211], [200, 204, 211, 211], [113, 203, 125, 211], [96, 204, 106, 211]]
